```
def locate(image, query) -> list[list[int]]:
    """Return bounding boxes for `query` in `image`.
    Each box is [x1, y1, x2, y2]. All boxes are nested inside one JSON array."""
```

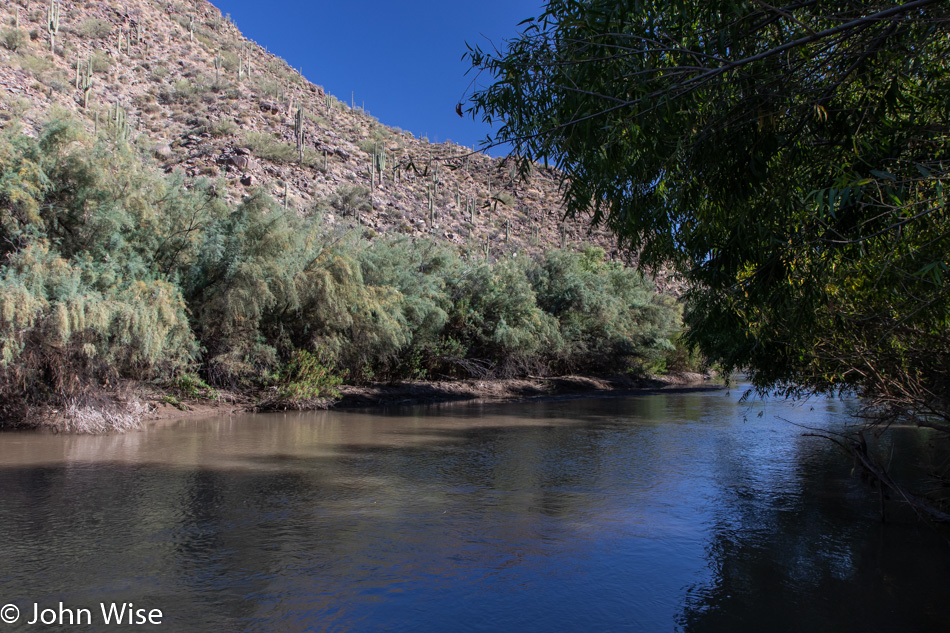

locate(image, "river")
[[0, 388, 947, 632]]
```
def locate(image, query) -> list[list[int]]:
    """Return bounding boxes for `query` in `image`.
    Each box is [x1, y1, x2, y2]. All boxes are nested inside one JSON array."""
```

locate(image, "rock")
[[259, 101, 280, 114], [228, 155, 250, 170], [153, 144, 173, 160], [240, 175, 253, 186], [234, 146, 250, 156]]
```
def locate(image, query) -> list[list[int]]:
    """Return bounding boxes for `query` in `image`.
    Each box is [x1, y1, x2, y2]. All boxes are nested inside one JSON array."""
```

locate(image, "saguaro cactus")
[[80, 60, 93, 109], [428, 187, 435, 226], [47, 0, 60, 54], [374, 147, 386, 180], [113, 103, 131, 143], [295, 108, 305, 164]]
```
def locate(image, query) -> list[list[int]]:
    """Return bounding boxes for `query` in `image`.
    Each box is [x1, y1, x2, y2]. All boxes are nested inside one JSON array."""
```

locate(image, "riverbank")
[[335, 373, 720, 408], [20, 373, 721, 433]]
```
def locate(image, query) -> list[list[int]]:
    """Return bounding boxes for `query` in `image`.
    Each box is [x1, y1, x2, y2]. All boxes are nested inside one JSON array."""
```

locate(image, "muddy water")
[[0, 390, 947, 632]]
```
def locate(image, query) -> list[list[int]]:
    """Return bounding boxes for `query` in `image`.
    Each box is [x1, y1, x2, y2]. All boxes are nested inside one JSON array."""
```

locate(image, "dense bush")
[[0, 115, 683, 415], [2, 29, 26, 52], [0, 117, 202, 410], [531, 247, 679, 372], [242, 131, 321, 166], [76, 18, 112, 40], [273, 350, 343, 402]]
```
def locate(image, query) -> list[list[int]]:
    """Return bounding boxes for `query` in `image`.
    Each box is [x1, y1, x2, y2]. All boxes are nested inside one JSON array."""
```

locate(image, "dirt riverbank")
[[20, 373, 722, 433]]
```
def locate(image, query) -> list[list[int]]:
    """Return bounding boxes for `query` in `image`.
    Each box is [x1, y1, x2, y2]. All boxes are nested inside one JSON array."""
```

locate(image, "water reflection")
[[0, 392, 947, 632]]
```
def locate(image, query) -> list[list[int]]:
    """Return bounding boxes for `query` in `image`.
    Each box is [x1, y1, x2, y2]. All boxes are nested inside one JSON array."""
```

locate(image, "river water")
[[0, 389, 947, 632]]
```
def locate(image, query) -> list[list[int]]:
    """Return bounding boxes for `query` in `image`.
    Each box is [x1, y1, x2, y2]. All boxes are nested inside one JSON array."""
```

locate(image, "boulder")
[[153, 144, 173, 160], [228, 155, 250, 170]]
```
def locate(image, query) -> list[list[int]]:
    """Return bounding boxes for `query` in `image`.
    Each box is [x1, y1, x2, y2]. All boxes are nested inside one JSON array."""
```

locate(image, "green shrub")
[[76, 18, 112, 40], [274, 349, 343, 401], [2, 29, 26, 52], [244, 131, 295, 162], [208, 118, 237, 137], [14, 53, 52, 75], [530, 247, 679, 372], [149, 65, 169, 81], [173, 372, 216, 399], [0, 116, 224, 406], [194, 32, 214, 49], [219, 51, 240, 72], [329, 184, 371, 217], [88, 50, 113, 73], [660, 333, 707, 375], [443, 256, 563, 376], [241, 132, 322, 165]]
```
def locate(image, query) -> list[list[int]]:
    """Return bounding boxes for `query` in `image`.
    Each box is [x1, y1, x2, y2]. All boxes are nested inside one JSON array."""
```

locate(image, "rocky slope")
[[0, 0, 648, 263]]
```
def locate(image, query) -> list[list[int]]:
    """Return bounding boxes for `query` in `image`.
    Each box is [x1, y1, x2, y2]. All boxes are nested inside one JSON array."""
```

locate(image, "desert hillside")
[[0, 0, 629, 261]]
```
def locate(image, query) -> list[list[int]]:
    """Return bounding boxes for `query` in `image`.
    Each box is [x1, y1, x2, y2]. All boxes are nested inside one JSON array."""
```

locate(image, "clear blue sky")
[[209, 1, 543, 154]]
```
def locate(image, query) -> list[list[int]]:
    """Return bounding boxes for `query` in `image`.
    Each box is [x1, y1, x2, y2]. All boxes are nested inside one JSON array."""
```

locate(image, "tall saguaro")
[[294, 108, 305, 164], [47, 0, 60, 54]]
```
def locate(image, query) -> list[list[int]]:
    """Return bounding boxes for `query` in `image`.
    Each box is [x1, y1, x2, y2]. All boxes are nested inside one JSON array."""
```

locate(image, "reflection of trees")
[[677, 430, 949, 633]]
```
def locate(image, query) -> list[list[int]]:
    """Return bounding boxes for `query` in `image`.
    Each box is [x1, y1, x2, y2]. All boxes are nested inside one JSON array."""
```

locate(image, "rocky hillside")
[[0, 0, 637, 263]]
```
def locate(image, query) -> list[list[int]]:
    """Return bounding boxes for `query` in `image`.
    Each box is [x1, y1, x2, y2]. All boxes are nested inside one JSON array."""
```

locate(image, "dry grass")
[[56, 397, 150, 434]]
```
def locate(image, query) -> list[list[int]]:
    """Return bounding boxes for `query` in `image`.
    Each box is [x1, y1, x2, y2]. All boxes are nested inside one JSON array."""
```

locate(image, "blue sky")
[[209, 1, 543, 154]]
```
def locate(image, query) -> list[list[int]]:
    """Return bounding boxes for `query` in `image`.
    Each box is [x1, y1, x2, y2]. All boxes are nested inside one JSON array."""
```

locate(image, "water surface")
[[0, 390, 947, 632]]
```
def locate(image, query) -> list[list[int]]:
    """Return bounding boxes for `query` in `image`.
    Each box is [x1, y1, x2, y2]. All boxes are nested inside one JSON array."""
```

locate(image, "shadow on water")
[[676, 424, 950, 633], [0, 390, 948, 632]]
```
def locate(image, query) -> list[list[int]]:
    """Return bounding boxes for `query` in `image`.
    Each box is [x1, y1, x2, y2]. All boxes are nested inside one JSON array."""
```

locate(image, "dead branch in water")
[[800, 426, 950, 524]]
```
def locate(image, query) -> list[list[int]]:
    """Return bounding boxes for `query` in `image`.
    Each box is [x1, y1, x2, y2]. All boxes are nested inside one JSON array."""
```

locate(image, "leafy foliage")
[[242, 131, 321, 166], [270, 349, 342, 405], [466, 0, 950, 425], [532, 247, 678, 372], [0, 119, 200, 408], [76, 18, 112, 40], [0, 114, 682, 418], [1, 29, 26, 52], [329, 184, 372, 217]]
